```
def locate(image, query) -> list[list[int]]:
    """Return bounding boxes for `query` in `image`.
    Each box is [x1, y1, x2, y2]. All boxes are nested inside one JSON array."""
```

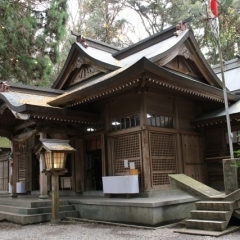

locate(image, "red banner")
[[210, 0, 218, 17]]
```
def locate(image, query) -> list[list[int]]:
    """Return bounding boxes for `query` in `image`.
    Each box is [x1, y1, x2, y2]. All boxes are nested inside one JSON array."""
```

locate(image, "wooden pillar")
[[10, 141, 18, 197], [107, 138, 113, 176], [39, 154, 49, 199], [140, 92, 151, 191], [105, 103, 111, 176], [39, 132, 49, 199], [141, 130, 151, 191], [75, 139, 84, 192], [51, 173, 60, 224], [25, 150, 32, 193], [173, 99, 184, 173], [101, 133, 106, 176]]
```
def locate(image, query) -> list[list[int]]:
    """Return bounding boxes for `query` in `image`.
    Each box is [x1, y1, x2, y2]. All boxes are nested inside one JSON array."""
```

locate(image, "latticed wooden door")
[[13, 142, 27, 183], [112, 133, 142, 188], [0, 153, 9, 190], [181, 134, 205, 183], [149, 133, 176, 187]]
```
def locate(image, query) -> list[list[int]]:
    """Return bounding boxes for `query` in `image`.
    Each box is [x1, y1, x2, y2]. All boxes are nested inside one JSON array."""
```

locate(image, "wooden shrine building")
[[0, 21, 240, 196]]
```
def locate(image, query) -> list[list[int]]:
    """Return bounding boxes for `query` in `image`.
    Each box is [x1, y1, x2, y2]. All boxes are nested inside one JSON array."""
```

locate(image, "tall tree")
[[124, 0, 240, 65], [0, 0, 68, 86], [72, 0, 133, 48]]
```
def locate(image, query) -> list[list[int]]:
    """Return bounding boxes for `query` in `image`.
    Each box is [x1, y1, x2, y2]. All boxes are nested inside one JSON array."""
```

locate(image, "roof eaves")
[[52, 42, 120, 90], [113, 17, 192, 60], [86, 37, 121, 53]]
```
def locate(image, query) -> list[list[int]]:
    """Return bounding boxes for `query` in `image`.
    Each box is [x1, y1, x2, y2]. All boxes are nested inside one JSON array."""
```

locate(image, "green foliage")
[[124, 0, 240, 65], [72, 0, 132, 48], [0, 0, 68, 86]]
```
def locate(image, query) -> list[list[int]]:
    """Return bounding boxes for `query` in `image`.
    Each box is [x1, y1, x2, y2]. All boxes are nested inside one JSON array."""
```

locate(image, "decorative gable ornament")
[[65, 56, 110, 87], [71, 64, 100, 84], [173, 21, 188, 36], [179, 46, 193, 60]]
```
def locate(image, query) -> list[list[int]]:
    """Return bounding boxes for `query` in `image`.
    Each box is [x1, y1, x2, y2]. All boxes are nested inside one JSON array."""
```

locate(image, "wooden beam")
[[14, 121, 36, 132]]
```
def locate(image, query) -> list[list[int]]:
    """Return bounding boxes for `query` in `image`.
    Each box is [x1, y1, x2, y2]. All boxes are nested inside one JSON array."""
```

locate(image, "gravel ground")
[[0, 220, 240, 240]]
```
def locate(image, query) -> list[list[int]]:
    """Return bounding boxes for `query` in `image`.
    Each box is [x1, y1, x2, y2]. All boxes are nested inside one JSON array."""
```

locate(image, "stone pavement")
[[0, 219, 240, 240]]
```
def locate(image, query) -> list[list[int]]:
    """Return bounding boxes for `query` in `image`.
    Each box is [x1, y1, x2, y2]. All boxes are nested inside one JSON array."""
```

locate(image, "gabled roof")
[[0, 86, 100, 122], [52, 21, 223, 92], [49, 57, 239, 108], [52, 41, 121, 89], [212, 58, 240, 92]]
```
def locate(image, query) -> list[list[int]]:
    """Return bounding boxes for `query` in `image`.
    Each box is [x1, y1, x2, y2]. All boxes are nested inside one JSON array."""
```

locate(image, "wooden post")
[[140, 92, 151, 191], [101, 133, 106, 176], [10, 141, 18, 198], [39, 155, 49, 199], [25, 150, 32, 193], [141, 130, 151, 191], [39, 132, 49, 199], [107, 138, 113, 176], [51, 173, 60, 224], [173, 99, 183, 173], [75, 139, 84, 192]]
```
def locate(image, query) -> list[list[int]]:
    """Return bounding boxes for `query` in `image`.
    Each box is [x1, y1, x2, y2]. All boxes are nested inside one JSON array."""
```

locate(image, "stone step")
[[0, 198, 69, 208], [195, 201, 234, 211], [175, 226, 240, 237], [0, 204, 74, 215], [0, 210, 79, 225], [190, 210, 230, 221], [185, 219, 227, 231]]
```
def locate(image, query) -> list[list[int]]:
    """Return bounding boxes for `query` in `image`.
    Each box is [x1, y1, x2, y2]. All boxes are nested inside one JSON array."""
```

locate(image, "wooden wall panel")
[[178, 100, 201, 131], [109, 94, 141, 118], [205, 130, 223, 152], [181, 134, 205, 183], [74, 139, 84, 192], [146, 93, 174, 116]]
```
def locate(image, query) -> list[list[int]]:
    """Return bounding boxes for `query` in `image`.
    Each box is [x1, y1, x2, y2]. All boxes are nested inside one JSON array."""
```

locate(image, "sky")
[[67, 0, 149, 44]]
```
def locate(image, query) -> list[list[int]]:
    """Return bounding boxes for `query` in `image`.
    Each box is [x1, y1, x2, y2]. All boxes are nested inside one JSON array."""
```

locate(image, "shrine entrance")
[[85, 137, 102, 191]]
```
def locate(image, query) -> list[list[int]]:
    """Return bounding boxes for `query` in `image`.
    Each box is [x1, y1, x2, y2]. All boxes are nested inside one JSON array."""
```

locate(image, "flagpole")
[[216, 38, 234, 158], [210, 0, 234, 159]]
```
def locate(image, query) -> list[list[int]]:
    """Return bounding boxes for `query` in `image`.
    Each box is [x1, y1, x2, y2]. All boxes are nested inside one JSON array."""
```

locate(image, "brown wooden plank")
[[74, 139, 84, 192]]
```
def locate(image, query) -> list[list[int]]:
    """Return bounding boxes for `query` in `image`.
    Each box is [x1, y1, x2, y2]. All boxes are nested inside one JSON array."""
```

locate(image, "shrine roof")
[[49, 57, 239, 107], [192, 100, 240, 123], [0, 89, 99, 121], [212, 58, 240, 92], [74, 27, 189, 68], [0, 91, 59, 111]]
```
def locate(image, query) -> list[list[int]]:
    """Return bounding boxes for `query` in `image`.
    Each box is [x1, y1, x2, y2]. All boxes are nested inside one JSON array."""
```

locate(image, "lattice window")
[[114, 134, 140, 160], [152, 173, 170, 186], [147, 113, 173, 128], [150, 133, 176, 186], [114, 159, 141, 176], [18, 154, 26, 182], [112, 134, 142, 188], [151, 158, 175, 171], [151, 133, 174, 157], [0, 158, 9, 190], [111, 114, 140, 132]]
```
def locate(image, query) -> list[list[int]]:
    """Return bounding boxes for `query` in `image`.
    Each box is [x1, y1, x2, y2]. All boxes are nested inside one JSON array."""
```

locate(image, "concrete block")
[[222, 159, 240, 195]]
